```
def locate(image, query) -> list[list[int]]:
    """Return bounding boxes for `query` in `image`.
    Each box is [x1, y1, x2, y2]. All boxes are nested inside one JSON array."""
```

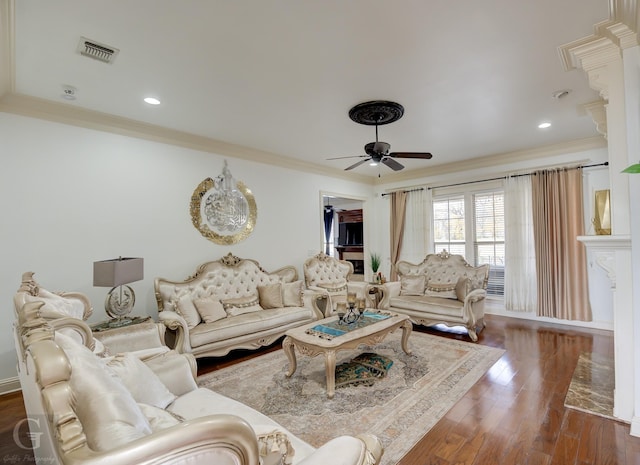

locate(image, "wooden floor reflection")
[[399, 315, 640, 465], [2, 313, 640, 464]]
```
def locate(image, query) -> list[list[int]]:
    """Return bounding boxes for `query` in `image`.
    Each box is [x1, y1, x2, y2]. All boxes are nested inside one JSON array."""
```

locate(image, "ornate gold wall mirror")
[[592, 189, 611, 235], [190, 161, 257, 244]]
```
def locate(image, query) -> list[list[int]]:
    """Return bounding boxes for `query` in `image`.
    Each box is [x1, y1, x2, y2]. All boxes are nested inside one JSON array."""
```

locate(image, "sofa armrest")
[[297, 434, 383, 465], [158, 310, 192, 353], [378, 282, 401, 309], [67, 414, 260, 465], [464, 288, 487, 304], [306, 286, 333, 316], [49, 317, 96, 351], [302, 290, 325, 319]]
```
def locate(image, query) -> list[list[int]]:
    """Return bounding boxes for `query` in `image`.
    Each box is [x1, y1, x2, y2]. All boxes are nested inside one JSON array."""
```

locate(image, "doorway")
[[321, 193, 365, 281]]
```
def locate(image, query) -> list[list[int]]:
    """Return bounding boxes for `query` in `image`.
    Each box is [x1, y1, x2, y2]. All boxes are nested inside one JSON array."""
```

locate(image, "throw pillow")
[[54, 332, 151, 451], [25, 289, 85, 320], [107, 353, 177, 409], [283, 280, 304, 307], [175, 294, 202, 329], [137, 403, 184, 432], [351, 352, 394, 378], [317, 282, 347, 293], [335, 361, 376, 388], [258, 283, 284, 309], [399, 275, 426, 296], [193, 297, 227, 323], [222, 295, 263, 316], [455, 277, 470, 302], [425, 281, 458, 299]]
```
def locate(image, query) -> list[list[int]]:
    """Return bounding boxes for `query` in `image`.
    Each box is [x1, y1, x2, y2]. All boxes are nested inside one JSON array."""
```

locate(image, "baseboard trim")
[[0, 376, 20, 395], [631, 416, 640, 437], [485, 307, 614, 332]]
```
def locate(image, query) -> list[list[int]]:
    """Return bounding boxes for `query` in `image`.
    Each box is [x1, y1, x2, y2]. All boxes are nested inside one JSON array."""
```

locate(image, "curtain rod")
[[380, 187, 424, 197], [425, 161, 609, 191]]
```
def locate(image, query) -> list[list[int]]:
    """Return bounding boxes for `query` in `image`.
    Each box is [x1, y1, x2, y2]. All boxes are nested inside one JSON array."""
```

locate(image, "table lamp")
[[93, 257, 144, 324]]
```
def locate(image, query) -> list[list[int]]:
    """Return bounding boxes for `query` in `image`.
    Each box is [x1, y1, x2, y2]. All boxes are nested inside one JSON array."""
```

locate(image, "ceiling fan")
[[328, 100, 433, 172]]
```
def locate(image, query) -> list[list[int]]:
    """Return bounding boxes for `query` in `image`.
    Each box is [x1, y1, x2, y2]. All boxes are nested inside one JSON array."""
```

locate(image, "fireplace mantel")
[[578, 235, 631, 289]]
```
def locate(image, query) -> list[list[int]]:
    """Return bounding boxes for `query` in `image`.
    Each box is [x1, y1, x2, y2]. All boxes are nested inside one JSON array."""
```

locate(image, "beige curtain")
[[389, 191, 408, 281], [531, 168, 591, 321]]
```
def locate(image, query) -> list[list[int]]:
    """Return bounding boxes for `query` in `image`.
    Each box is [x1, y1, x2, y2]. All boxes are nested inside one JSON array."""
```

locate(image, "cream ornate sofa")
[[14, 301, 383, 465], [379, 251, 490, 342], [155, 253, 324, 359], [303, 253, 370, 315]]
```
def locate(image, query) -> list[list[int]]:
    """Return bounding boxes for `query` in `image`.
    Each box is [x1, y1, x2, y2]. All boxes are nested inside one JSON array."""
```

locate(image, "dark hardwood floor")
[[3, 314, 640, 464]]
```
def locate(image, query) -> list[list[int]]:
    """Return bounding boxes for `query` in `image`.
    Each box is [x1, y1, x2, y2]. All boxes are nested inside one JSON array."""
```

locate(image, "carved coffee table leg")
[[400, 320, 413, 354], [325, 349, 337, 399], [282, 336, 297, 377]]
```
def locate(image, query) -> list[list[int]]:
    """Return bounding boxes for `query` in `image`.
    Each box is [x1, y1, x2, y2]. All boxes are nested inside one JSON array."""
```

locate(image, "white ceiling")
[[3, 0, 610, 180]]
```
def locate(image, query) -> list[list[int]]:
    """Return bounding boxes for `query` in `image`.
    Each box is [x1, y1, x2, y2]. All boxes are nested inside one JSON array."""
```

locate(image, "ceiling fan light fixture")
[[538, 122, 551, 129], [369, 161, 378, 166]]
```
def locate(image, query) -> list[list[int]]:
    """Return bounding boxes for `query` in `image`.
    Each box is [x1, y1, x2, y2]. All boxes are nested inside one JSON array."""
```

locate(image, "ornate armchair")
[[303, 253, 370, 315]]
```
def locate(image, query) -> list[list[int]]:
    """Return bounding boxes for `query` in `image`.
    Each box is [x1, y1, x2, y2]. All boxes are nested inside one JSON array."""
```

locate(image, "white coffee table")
[[282, 311, 412, 398]]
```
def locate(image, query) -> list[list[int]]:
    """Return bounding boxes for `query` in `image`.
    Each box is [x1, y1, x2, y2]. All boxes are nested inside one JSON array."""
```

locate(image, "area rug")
[[198, 331, 505, 465], [564, 352, 616, 421]]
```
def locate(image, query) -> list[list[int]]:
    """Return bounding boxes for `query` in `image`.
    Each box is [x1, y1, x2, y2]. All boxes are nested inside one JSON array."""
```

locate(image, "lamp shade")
[[93, 257, 144, 287]]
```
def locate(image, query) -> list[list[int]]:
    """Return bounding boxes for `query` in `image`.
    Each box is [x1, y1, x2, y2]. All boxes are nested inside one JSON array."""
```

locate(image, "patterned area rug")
[[564, 352, 616, 421], [198, 331, 505, 465]]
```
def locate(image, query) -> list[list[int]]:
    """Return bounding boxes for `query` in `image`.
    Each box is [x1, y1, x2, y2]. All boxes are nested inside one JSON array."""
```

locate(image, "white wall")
[[0, 112, 374, 381]]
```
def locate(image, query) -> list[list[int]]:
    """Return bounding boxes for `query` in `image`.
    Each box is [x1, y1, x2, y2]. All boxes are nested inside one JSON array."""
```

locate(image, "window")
[[433, 196, 466, 256], [432, 187, 504, 297]]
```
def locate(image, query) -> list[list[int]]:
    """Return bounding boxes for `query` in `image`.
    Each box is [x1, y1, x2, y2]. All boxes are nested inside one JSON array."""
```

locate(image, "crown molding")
[[0, 92, 374, 184], [374, 136, 607, 185]]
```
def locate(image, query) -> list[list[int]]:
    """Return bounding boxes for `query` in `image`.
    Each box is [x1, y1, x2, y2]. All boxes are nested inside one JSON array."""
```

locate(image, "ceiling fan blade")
[[389, 152, 433, 159], [381, 157, 404, 171], [345, 158, 371, 170], [327, 155, 368, 160]]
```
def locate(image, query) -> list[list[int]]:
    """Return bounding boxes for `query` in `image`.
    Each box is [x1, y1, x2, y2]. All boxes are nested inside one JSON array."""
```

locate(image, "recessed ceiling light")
[[144, 97, 161, 105], [538, 122, 551, 129]]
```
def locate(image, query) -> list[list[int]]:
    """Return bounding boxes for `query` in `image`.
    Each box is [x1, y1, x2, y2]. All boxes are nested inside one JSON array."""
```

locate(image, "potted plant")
[[370, 253, 381, 283]]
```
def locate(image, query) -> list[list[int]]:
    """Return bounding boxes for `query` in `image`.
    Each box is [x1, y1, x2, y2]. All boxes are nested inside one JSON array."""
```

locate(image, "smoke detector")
[[76, 37, 119, 64]]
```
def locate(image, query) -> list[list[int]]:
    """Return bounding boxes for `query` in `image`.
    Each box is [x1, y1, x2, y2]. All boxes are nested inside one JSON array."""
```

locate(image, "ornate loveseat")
[[303, 253, 369, 315], [155, 253, 324, 359], [379, 251, 490, 341], [14, 301, 383, 465]]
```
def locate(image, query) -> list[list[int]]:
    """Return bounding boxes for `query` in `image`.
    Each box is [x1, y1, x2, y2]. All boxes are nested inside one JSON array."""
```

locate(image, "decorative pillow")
[[317, 282, 347, 293], [222, 295, 263, 316], [258, 283, 284, 309], [137, 403, 184, 432], [399, 275, 426, 296], [175, 294, 201, 329], [107, 353, 177, 409], [335, 361, 376, 388], [425, 281, 458, 299], [253, 425, 296, 465], [455, 277, 470, 302], [54, 332, 151, 451], [193, 297, 227, 323], [351, 352, 394, 378], [283, 280, 304, 307], [25, 289, 85, 320]]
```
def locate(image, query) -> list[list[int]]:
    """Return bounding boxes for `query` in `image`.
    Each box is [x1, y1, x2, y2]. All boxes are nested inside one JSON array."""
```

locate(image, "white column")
[[560, 20, 637, 425]]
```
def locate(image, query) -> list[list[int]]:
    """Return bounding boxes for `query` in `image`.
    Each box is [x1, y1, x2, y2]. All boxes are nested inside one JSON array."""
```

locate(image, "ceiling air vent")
[[76, 37, 119, 64]]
